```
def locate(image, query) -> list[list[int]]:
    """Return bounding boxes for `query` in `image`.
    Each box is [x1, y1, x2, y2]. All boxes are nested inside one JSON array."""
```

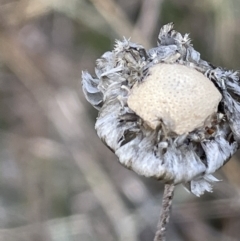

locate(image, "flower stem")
[[154, 184, 175, 241]]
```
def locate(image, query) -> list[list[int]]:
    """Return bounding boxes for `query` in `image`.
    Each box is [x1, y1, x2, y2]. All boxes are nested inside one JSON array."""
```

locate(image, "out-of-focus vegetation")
[[1, 0, 240, 240]]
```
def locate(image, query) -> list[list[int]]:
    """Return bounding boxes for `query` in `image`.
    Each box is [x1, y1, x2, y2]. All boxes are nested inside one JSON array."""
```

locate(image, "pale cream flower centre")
[[127, 64, 222, 135]]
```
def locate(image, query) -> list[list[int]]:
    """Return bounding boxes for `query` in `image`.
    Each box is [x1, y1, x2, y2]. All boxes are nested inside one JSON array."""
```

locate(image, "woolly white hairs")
[[82, 23, 240, 196]]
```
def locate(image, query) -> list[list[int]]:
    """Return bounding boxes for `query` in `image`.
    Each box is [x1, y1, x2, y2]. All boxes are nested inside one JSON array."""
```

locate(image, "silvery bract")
[[82, 23, 240, 196]]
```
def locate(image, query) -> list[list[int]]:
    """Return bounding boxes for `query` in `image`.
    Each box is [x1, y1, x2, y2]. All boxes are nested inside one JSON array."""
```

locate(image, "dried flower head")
[[82, 23, 240, 196]]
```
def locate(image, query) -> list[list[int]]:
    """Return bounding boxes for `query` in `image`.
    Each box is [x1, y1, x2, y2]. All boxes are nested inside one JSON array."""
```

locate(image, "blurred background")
[[1, 0, 240, 240]]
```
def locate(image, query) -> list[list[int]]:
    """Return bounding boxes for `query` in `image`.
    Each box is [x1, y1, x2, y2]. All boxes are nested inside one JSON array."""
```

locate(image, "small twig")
[[154, 184, 175, 241]]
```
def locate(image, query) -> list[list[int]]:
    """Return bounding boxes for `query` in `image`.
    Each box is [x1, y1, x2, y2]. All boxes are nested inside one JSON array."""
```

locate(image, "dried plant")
[[82, 23, 240, 240]]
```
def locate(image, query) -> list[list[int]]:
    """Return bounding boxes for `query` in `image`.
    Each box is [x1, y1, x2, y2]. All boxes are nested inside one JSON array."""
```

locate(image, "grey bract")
[[82, 23, 240, 196]]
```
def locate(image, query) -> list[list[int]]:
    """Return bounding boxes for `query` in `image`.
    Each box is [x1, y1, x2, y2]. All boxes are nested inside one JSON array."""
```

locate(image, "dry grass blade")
[[134, 0, 163, 41], [174, 198, 240, 221], [2, 0, 112, 37], [89, 0, 150, 47], [0, 22, 137, 241], [209, 0, 236, 66]]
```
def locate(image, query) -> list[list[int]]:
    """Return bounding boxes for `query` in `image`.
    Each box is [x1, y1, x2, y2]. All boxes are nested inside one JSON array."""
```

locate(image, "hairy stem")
[[154, 184, 175, 241]]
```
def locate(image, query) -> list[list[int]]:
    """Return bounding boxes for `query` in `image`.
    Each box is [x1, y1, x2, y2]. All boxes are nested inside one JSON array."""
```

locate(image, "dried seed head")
[[82, 23, 240, 196], [127, 63, 222, 135]]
